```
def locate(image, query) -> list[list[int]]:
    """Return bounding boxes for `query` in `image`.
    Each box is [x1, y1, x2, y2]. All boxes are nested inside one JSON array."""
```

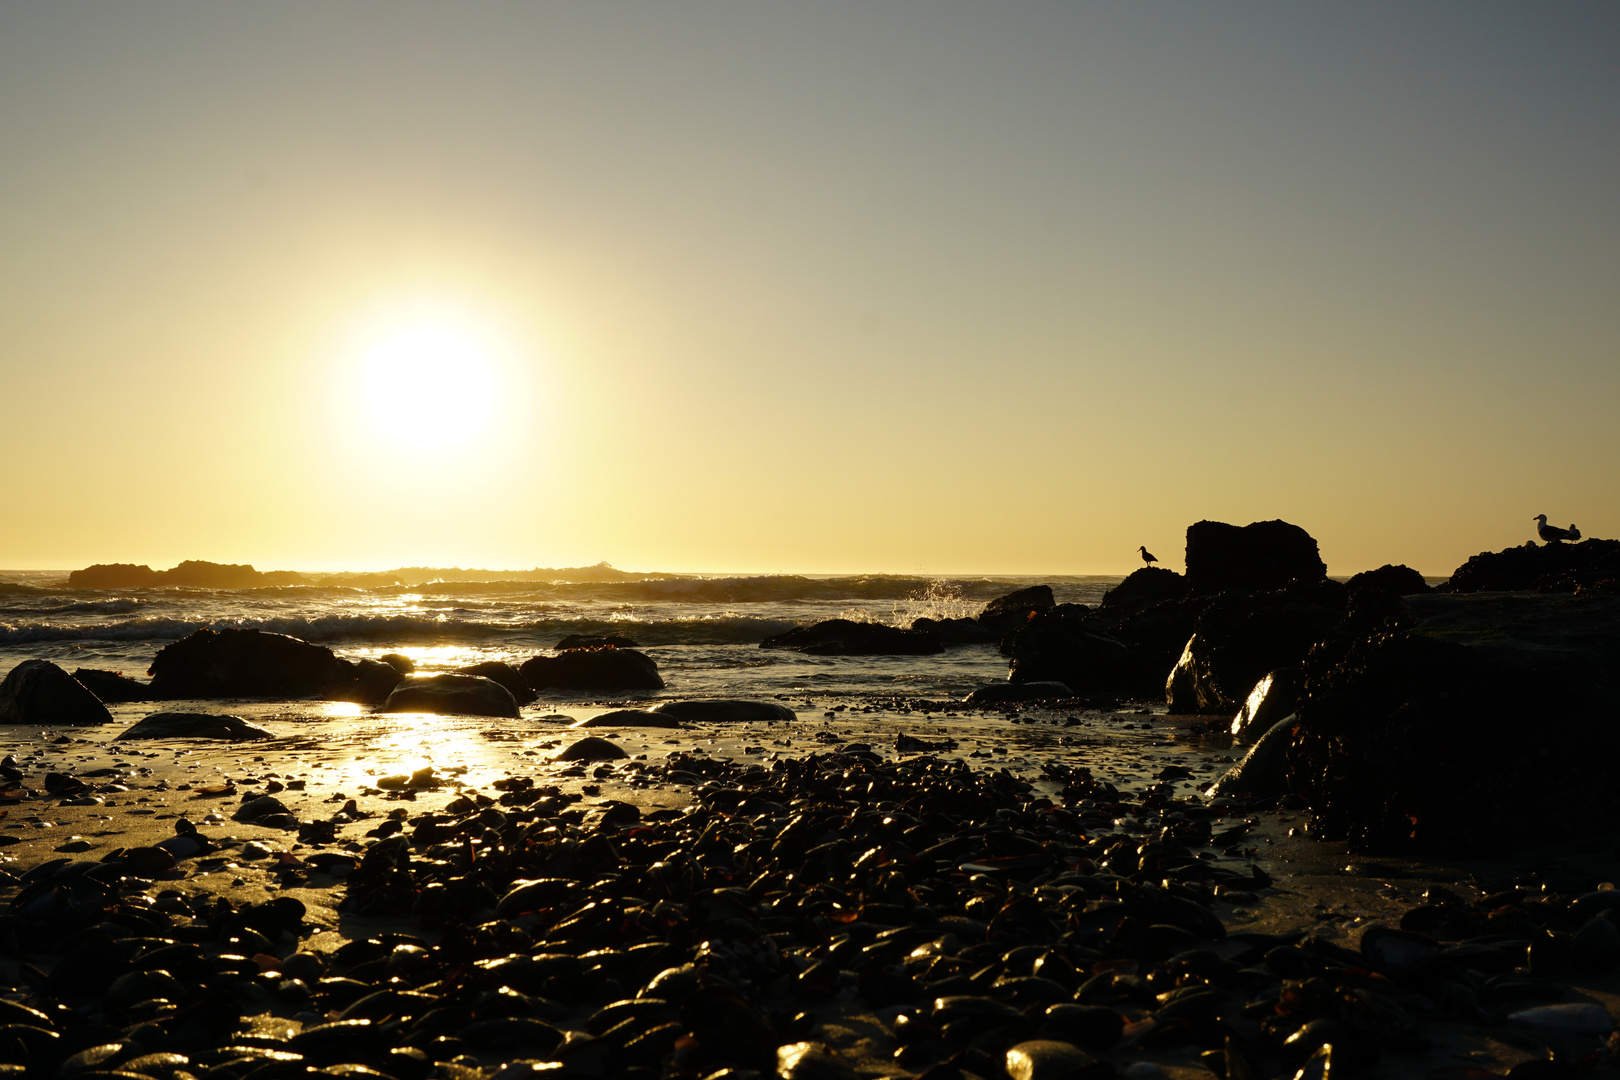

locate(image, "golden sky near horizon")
[[2, 4, 1617, 578]]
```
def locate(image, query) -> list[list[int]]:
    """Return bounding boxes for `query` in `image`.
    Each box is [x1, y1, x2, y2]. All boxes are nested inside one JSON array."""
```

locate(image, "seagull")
[[1139, 545, 1158, 566], [1568, 524, 1582, 541], [1534, 514, 1573, 543]]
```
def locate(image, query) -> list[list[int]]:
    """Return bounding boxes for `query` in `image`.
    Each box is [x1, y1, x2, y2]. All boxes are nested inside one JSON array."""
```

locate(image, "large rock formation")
[[761, 619, 943, 656], [147, 629, 355, 699], [1288, 592, 1620, 851], [0, 660, 113, 725], [1164, 584, 1345, 713], [1184, 520, 1327, 594], [1441, 538, 1619, 594], [521, 647, 665, 691]]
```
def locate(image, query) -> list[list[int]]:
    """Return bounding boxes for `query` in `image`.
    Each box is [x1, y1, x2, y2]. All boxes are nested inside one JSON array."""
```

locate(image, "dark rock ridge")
[[69, 560, 304, 589], [1441, 537, 1620, 594], [521, 647, 665, 691], [0, 660, 113, 725], [1184, 519, 1327, 594], [382, 674, 521, 719], [761, 619, 943, 656], [148, 628, 385, 702], [1099, 567, 1187, 614], [1288, 592, 1620, 851]]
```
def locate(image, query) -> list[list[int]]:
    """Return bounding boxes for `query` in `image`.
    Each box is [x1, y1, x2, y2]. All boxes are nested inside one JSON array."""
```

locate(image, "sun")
[[350, 309, 508, 454]]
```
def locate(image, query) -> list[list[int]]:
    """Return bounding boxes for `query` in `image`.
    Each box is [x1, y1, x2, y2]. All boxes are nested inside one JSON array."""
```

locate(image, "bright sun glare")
[[353, 310, 507, 453]]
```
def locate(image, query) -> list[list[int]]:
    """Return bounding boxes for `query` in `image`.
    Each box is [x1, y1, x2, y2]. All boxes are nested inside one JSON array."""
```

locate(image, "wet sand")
[[5, 696, 1620, 1079]]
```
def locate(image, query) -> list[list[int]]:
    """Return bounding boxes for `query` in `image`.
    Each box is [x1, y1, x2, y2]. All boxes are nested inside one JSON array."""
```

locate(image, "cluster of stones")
[[7, 749, 1620, 1079]]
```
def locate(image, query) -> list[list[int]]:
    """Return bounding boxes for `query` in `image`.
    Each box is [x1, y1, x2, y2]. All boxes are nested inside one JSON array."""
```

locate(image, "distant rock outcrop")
[[1184, 520, 1327, 594], [67, 563, 162, 589], [0, 660, 113, 725], [67, 560, 301, 590], [1346, 564, 1431, 596]]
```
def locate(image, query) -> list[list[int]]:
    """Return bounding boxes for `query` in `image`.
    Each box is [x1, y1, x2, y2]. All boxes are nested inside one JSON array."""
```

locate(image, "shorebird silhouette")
[[1534, 514, 1573, 543], [1139, 546, 1158, 566], [1568, 524, 1582, 541]]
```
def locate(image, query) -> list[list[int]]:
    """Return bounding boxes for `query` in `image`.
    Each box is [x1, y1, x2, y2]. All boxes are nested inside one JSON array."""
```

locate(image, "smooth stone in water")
[[382, 674, 520, 719], [554, 737, 628, 762], [574, 709, 681, 729], [650, 699, 795, 723], [116, 712, 274, 742]]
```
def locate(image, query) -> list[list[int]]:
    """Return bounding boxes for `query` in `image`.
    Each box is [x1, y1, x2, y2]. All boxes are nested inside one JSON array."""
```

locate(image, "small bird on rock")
[[1139, 546, 1158, 566], [1534, 514, 1573, 543], [1568, 524, 1582, 541]]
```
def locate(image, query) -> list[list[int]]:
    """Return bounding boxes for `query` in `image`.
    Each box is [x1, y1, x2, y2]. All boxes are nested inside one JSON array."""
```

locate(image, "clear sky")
[[2, 3, 1616, 577]]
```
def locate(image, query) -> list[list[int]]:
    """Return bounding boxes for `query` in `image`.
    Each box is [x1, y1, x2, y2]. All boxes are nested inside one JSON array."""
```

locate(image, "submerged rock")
[[651, 699, 795, 723], [0, 660, 113, 726], [521, 648, 665, 691], [115, 711, 275, 741], [381, 673, 521, 718]]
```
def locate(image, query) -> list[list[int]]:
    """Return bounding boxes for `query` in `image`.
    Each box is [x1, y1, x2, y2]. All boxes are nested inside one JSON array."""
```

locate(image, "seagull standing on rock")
[[1569, 524, 1582, 541], [1534, 514, 1574, 543], [1139, 546, 1158, 566]]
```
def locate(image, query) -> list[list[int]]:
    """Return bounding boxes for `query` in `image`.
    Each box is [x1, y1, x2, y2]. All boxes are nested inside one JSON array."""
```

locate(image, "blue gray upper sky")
[[2, 3, 1616, 574]]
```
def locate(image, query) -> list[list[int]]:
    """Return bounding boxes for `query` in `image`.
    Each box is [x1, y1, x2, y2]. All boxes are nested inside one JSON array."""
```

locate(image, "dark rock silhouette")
[[148, 629, 354, 699], [380, 653, 415, 675], [455, 661, 538, 705], [73, 668, 156, 703], [977, 585, 1056, 636], [1100, 567, 1188, 615], [1441, 538, 1620, 594], [0, 660, 113, 725], [1164, 585, 1343, 713], [382, 674, 520, 718], [1184, 520, 1327, 594], [1005, 610, 1137, 694], [1289, 592, 1620, 851], [1229, 667, 1303, 744], [67, 563, 161, 589], [761, 619, 943, 656], [574, 709, 682, 728], [521, 647, 665, 691], [1346, 564, 1431, 596], [116, 711, 275, 741]]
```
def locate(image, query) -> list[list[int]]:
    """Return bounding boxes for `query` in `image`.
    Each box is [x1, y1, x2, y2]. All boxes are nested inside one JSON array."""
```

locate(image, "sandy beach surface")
[[5, 695, 1620, 1079]]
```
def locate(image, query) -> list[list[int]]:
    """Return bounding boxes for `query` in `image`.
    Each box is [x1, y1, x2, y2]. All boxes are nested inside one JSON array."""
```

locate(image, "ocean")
[[0, 571, 1126, 703]]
